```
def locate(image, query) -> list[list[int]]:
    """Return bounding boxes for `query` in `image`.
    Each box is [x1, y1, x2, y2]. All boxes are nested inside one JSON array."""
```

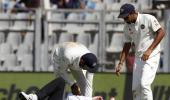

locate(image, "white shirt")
[[66, 95, 92, 100], [52, 42, 91, 85], [123, 13, 161, 57]]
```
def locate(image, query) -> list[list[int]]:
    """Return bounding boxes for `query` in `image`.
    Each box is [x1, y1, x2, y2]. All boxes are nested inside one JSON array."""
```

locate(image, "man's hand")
[[141, 49, 152, 61], [115, 63, 123, 76], [71, 83, 81, 95]]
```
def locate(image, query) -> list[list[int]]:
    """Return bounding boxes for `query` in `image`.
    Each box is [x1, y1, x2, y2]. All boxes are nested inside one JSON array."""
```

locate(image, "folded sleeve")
[[150, 16, 161, 32]]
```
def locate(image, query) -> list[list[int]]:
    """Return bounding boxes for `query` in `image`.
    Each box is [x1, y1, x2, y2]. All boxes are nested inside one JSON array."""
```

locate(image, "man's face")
[[80, 65, 89, 70], [79, 59, 88, 70], [123, 14, 133, 24]]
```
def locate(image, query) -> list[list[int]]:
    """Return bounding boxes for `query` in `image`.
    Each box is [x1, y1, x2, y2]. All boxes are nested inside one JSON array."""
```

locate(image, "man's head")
[[118, 3, 137, 24], [79, 53, 98, 73]]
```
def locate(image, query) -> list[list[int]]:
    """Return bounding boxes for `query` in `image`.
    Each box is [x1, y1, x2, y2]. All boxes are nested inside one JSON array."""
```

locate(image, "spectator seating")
[[7, 32, 22, 53], [17, 44, 32, 61], [83, 13, 98, 33], [58, 33, 74, 43], [48, 12, 65, 35], [48, 33, 57, 52], [0, 43, 12, 71], [20, 54, 33, 71], [63, 13, 83, 34], [40, 43, 49, 71], [0, 32, 5, 44], [4, 54, 18, 71], [88, 33, 99, 56], [0, 43, 12, 61], [10, 13, 30, 31], [23, 32, 34, 51], [106, 33, 124, 53], [0, 13, 10, 31], [76, 33, 91, 47], [105, 12, 116, 32]]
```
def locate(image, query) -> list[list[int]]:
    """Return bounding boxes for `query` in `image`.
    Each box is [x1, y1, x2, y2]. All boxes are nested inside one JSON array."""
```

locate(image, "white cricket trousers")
[[132, 53, 160, 100]]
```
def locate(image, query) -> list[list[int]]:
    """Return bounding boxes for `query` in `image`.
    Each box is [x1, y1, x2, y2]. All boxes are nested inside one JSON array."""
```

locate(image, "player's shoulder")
[[141, 13, 156, 20]]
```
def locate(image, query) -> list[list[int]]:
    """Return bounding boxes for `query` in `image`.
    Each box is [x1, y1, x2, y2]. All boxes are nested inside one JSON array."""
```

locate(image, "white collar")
[[135, 12, 140, 25]]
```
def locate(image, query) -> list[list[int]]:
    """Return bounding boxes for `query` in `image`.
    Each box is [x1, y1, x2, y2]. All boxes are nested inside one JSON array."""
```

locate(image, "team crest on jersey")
[[129, 28, 133, 34], [140, 24, 145, 29]]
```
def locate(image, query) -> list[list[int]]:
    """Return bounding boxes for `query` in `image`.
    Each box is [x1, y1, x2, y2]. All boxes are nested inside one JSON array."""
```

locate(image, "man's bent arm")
[[142, 28, 165, 61], [148, 28, 165, 51]]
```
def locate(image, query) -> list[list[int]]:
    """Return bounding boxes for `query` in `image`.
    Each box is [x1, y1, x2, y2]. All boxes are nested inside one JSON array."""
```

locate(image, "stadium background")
[[0, 0, 170, 100]]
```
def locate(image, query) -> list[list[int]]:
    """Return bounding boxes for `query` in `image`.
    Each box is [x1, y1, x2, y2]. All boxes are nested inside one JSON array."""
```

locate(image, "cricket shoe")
[[19, 92, 38, 100]]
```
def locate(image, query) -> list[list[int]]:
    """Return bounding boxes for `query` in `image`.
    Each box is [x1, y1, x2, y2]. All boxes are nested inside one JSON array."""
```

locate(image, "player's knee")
[[140, 81, 150, 90]]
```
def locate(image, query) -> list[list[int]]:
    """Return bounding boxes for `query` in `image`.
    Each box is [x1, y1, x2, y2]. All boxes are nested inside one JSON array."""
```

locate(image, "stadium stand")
[[0, 43, 12, 61], [7, 32, 22, 53], [10, 13, 29, 31], [17, 44, 32, 61], [20, 54, 33, 71], [76, 33, 91, 47], [83, 12, 99, 33], [48, 12, 65, 35], [0, 31, 5, 44], [0, 13, 10, 31], [0, 0, 169, 72], [58, 33, 74, 43], [62, 12, 84, 34], [88, 33, 99, 56], [4, 54, 18, 71], [106, 33, 124, 53], [40, 43, 50, 71], [23, 32, 34, 51]]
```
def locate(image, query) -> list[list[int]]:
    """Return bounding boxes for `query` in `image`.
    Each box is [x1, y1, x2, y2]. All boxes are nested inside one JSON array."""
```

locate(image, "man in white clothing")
[[66, 82, 103, 100], [115, 3, 165, 100], [66, 95, 103, 100], [19, 42, 99, 100]]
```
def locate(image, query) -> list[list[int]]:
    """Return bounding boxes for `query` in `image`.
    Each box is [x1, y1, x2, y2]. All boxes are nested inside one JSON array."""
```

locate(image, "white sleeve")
[[150, 16, 161, 32], [67, 95, 92, 100]]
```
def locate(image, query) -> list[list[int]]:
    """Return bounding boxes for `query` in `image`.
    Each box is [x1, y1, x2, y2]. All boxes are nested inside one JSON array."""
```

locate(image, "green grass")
[[0, 72, 54, 89], [152, 73, 170, 86]]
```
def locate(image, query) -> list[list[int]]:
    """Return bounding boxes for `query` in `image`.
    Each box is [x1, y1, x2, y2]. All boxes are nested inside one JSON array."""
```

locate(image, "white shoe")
[[19, 92, 38, 100]]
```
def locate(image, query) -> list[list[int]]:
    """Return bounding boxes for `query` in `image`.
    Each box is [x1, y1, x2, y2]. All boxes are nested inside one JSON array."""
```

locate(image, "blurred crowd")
[[0, 0, 156, 13]]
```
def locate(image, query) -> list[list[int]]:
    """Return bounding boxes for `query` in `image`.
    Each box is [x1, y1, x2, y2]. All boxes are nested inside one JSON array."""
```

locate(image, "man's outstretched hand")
[[115, 63, 122, 76]]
